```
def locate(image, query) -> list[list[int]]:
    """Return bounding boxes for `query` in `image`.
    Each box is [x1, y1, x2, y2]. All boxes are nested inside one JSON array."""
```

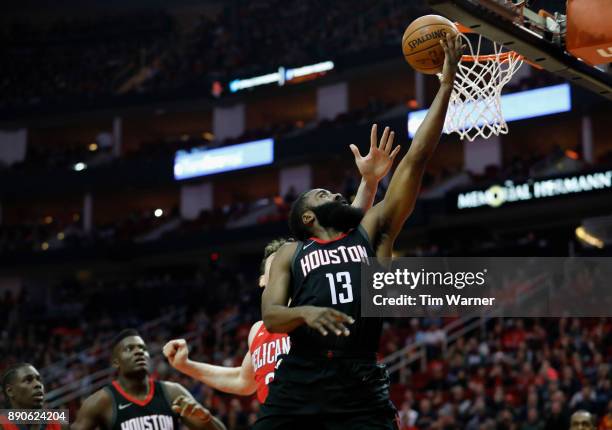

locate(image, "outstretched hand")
[[350, 124, 400, 183], [439, 32, 465, 85]]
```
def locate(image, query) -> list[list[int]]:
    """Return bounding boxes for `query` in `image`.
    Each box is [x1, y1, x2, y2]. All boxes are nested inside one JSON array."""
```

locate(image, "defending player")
[[71, 330, 225, 430], [162, 140, 401, 403], [255, 33, 464, 429], [1, 363, 64, 430], [163, 239, 290, 403]]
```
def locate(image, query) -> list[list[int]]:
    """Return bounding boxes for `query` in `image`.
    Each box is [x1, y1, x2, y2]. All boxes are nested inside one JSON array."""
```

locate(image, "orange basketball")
[[402, 15, 458, 75]]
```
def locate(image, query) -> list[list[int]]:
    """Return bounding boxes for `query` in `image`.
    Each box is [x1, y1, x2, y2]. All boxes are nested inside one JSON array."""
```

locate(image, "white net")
[[441, 33, 524, 142]]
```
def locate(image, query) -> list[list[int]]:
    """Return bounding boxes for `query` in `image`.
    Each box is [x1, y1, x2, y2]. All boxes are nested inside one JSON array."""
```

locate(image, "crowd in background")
[[393, 318, 612, 430], [1, 266, 611, 429], [2, 0, 574, 112], [1, 12, 175, 110], [1, 0, 426, 110], [0, 265, 257, 389]]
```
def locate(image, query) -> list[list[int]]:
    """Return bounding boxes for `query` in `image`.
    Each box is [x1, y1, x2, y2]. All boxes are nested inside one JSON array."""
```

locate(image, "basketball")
[[3, 2, 612, 430], [402, 14, 459, 74]]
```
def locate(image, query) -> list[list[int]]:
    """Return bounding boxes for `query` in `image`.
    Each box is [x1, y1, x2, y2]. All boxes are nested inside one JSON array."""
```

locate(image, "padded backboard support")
[[427, 0, 612, 101]]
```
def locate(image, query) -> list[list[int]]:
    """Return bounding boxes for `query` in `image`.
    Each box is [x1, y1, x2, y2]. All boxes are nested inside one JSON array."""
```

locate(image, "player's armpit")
[[378, 158, 429, 241], [359, 200, 393, 254]]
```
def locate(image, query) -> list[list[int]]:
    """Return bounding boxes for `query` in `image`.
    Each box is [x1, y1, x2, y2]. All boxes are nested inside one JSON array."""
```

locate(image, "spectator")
[[521, 408, 545, 430], [545, 400, 570, 430]]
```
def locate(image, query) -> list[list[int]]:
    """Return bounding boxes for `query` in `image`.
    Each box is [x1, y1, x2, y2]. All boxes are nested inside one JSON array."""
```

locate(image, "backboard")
[[427, 0, 612, 101]]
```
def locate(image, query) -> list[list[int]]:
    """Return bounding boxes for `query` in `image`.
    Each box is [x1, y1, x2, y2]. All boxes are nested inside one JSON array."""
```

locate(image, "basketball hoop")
[[441, 24, 525, 141]]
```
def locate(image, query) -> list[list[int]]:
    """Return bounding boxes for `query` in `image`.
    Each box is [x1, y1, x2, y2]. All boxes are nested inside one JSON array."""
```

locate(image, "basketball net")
[[440, 32, 524, 142]]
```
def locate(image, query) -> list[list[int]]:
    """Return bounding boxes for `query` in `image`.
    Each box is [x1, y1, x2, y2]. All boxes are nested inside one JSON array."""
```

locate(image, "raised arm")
[[261, 242, 354, 336], [350, 133, 401, 211], [361, 33, 463, 246], [162, 326, 260, 396]]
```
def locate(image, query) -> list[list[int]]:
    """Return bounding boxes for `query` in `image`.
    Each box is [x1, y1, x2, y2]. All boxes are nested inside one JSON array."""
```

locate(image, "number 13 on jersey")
[[325, 271, 353, 304]]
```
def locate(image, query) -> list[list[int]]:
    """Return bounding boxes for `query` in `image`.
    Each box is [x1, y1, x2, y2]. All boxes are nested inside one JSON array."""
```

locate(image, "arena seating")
[[1, 265, 610, 429]]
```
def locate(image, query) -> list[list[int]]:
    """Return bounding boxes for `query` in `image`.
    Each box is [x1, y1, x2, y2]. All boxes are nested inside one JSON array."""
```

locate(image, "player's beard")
[[311, 200, 364, 234]]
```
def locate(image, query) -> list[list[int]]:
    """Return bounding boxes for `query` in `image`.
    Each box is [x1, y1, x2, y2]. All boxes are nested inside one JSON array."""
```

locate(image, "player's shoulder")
[[275, 241, 300, 262], [81, 386, 113, 412], [248, 320, 264, 346], [278, 240, 299, 254], [158, 380, 189, 400]]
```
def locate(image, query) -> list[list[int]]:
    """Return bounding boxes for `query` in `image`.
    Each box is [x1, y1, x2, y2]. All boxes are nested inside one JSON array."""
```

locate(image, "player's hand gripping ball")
[[439, 32, 465, 85], [402, 14, 459, 74]]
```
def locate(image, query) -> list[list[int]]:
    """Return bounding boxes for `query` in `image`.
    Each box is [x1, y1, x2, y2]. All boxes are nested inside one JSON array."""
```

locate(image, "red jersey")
[[249, 322, 290, 403]]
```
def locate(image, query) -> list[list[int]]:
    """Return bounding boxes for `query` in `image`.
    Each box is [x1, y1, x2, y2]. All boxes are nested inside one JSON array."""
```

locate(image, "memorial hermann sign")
[[456, 170, 612, 210]]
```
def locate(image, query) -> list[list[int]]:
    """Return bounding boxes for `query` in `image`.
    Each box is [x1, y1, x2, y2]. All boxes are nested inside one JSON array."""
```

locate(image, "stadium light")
[[407, 84, 572, 138], [575, 226, 604, 249], [174, 138, 274, 180], [228, 61, 334, 93]]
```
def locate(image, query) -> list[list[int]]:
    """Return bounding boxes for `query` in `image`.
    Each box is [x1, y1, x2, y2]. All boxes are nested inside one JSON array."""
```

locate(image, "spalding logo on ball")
[[402, 15, 459, 74]]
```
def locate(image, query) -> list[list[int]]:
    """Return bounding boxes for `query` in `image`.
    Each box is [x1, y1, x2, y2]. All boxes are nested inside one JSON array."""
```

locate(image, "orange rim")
[[455, 22, 474, 34], [461, 52, 543, 69], [455, 21, 544, 70], [461, 52, 522, 62]]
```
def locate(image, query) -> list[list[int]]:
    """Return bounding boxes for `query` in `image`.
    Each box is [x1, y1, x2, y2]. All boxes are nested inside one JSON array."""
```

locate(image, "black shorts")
[[254, 352, 397, 429]]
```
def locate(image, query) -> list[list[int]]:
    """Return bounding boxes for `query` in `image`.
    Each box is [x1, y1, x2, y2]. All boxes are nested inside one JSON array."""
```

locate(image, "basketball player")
[[1, 363, 64, 430], [163, 239, 290, 404], [71, 330, 225, 430], [569, 410, 595, 430], [162, 140, 401, 403], [254, 33, 464, 429]]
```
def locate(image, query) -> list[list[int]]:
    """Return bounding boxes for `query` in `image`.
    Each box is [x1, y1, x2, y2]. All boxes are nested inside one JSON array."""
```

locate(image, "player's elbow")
[[262, 315, 281, 333], [405, 149, 430, 167], [236, 380, 257, 396], [262, 308, 283, 333]]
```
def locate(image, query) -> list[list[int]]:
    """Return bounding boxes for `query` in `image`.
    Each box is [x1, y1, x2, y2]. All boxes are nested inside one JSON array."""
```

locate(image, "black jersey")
[[105, 378, 180, 430], [289, 225, 382, 353]]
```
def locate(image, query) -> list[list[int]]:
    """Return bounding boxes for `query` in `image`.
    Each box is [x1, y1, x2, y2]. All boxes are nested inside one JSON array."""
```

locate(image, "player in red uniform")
[[1, 363, 64, 430], [163, 141, 399, 402], [163, 239, 291, 403]]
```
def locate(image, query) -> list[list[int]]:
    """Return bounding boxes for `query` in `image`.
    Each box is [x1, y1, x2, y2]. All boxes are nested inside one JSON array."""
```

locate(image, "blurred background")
[[1, 0, 611, 429]]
